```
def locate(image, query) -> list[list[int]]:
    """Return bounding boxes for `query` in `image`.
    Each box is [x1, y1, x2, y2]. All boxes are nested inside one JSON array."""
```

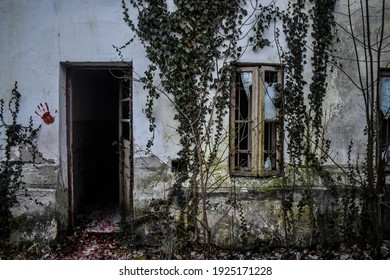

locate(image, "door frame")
[[63, 62, 133, 227]]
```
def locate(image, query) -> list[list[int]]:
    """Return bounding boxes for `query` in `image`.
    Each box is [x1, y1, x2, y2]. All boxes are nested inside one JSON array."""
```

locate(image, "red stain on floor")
[[84, 206, 121, 233], [54, 207, 124, 259]]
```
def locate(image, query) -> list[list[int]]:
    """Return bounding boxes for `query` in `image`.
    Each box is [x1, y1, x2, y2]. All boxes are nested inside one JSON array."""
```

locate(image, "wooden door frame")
[[64, 62, 132, 227]]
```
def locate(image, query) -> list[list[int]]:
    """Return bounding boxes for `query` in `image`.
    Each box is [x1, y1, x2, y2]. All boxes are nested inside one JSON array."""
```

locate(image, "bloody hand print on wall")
[[35, 102, 57, 125]]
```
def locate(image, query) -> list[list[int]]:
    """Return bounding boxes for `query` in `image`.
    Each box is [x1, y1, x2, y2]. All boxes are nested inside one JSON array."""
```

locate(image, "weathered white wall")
[[0, 0, 143, 162], [0, 0, 195, 243], [323, 0, 390, 165], [2, 0, 387, 245], [0, 0, 151, 242], [1, 0, 364, 171], [0, 0, 185, 197]]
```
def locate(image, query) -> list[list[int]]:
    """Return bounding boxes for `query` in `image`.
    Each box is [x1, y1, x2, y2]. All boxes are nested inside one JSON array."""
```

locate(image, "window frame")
[[229, 65, 283, 177]]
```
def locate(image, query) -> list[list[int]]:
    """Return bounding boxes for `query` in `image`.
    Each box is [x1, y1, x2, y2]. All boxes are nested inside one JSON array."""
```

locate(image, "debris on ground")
[[1, 229, 388, 260], [1, 205, 389, 260]]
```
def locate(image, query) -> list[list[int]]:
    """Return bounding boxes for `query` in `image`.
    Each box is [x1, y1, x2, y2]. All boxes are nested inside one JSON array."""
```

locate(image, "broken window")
[[230, 66, 283, 176], [380, 70, 390, 167]]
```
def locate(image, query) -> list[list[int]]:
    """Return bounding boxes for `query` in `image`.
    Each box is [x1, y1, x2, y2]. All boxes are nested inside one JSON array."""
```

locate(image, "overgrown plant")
[[120, 0, 383, 255], [0, 82, 40, 244], [330, 0, 390, 254], [279, 0, 390, 252], [120, 0, 284, 257], [275, 0, 337, 246]]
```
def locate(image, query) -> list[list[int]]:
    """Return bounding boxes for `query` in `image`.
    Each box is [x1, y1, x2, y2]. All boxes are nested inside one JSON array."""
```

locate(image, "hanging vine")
[[277, 0, 337, 246], [0, 82, 40, 244], [280, 0, 309, 166], [120, 0, 346, 251], [122, 0, 240, 254], [120, 0, 282, 255], [308, 0, 337, 148]]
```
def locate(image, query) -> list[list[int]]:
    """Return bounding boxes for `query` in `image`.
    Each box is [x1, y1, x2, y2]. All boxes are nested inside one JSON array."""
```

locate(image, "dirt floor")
[[1, 205, 389, 260], [1, 228, 389, 260]]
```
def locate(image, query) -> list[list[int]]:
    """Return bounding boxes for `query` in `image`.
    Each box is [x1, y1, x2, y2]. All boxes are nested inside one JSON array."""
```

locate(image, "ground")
[[1, 206, 389, 260], [1, 227, 388, 260]]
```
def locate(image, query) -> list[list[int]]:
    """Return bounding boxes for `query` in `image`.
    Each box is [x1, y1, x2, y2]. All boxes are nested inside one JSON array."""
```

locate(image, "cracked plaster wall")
[[1, 0, 390, 246]]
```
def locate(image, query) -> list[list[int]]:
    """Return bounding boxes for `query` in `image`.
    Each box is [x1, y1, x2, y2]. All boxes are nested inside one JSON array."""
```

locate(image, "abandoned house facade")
[[1, 0, 390, 247]]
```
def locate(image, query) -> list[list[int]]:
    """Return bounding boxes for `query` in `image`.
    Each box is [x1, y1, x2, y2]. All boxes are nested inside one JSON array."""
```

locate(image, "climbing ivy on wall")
[[121, 0, 342, 251], [280, 0, 336, 166], [121, 0, 283, 255], [309, 0, 337, 147], [278, 0, 341, 246], [0, 82, 40, 244], [280, 0, 310, 165], [123, 0, 247, 155]]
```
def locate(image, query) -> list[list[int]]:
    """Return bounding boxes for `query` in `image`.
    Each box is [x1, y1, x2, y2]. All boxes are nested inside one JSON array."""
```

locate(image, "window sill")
[[231, 170, 279, 178]]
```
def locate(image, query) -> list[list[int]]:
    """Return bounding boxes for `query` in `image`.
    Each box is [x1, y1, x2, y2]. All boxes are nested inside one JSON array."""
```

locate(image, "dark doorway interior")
[[70, 69, 120, 222]]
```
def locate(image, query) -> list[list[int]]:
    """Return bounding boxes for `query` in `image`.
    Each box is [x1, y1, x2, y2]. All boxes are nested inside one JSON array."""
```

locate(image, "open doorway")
[[66, 66, 132, 227]]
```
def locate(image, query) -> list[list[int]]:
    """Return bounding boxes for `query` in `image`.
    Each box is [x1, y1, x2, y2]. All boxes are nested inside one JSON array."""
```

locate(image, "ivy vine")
[[280, 0, 310, 165], [308, 0, 336, 145], [0, 82, 40, 244], [120, 0, 283, 253], [121, 0, 342, 249], [275, 0, 338, 246]]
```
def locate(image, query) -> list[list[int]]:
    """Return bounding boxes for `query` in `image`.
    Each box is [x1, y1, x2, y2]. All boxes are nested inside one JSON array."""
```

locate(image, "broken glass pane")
[[240, 72, 252, 99], [381, 76, 390, 119], [235, 72, 251, 121], [264, 82, 278, 120], [264, 122, 277, 170], [234, 72, 252, 170]]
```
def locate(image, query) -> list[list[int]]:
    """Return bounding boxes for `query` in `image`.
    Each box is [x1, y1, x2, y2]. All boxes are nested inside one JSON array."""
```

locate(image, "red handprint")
[[35, 102, 57, 125]]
